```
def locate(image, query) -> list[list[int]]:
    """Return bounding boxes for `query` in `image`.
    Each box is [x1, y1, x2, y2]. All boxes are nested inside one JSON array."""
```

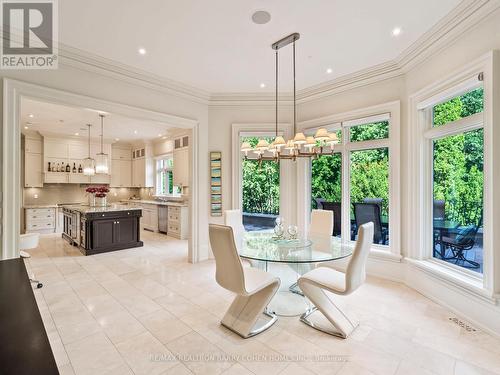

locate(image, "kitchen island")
[[66, 204, 143, 255]]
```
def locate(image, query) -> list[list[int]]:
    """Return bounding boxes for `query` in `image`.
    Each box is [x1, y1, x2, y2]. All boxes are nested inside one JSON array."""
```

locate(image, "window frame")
[[422, 84, 485, 278], [300, 101, 401, 259], [155, 153, 175, 197], [231, 123, 294, 225], [407, 52, 498, 296]]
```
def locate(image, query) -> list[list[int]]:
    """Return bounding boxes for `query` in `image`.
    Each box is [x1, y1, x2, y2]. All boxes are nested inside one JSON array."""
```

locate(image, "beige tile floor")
[[24, 231, 500, 375]]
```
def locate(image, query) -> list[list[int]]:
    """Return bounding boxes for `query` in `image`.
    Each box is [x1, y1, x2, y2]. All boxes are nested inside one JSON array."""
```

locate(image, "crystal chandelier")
[[241, 33, 339, 161], [95, 114, 109, 174]]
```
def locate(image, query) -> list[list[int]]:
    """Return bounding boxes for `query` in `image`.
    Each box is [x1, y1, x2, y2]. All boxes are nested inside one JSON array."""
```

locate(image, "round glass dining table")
[[237, 231, 354, 316]]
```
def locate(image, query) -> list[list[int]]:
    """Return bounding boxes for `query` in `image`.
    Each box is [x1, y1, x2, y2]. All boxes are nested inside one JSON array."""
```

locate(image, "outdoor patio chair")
[[321, 202, 341, 237], [440, 223, 481, 269], [353, 203, 388, 245]]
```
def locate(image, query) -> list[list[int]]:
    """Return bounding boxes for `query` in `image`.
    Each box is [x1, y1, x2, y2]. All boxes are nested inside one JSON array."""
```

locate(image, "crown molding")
[[59, 44, 211, 105], [54, 0, 498, 107], [208, 92, 294, 108]]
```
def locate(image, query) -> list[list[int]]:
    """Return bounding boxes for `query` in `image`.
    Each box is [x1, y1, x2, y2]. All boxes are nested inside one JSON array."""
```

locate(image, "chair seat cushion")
[[299, 267, 346, 294], [243, 267, 279, 294]]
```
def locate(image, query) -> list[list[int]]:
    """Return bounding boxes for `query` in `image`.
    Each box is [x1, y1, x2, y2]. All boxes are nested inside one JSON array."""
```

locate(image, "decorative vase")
[[88, 194, 96, 207], [96, 196, 107, 207]]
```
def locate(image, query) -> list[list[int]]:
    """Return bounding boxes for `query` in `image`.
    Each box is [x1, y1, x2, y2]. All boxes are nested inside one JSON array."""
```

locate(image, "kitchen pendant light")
[[241, 33, 339, 162], [95, 114, 109, 174], [83, 124, 95, 176]]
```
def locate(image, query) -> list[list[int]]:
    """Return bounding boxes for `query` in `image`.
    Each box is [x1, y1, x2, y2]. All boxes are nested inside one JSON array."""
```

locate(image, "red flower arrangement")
[[86, 186, 109, 197]]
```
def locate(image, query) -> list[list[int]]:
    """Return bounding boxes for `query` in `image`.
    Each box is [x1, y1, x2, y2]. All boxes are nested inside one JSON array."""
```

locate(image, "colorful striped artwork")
[[210, 152, 222, 216]]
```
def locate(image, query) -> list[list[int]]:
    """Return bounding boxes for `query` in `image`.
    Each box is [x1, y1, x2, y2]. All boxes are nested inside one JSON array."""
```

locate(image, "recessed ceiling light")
[[115, 138, 120, 141], [24, 126, 29, 130], [326, 68, 333, 74], [158, 134, 162, 137], [260, 83, 266, 88], [251, 10, 271, 25], [74, 133, 79, 136], [392, 27, 402, 36], [162, 136, 167, 140], [138, 47, 146, 55], [28, 114, 34, 118], [134, 130, 138, 134]]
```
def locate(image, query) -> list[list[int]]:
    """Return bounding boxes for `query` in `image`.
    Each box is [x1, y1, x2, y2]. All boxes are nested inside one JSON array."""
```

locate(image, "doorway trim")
[[2, 78, 200, 261]]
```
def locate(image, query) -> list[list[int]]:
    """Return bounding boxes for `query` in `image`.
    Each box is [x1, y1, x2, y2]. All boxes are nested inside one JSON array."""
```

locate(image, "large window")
[[429, 87, 484, 273], [309, 107, 399, 254], [156, 156, 176, 196], [241, 136, 280, 231]]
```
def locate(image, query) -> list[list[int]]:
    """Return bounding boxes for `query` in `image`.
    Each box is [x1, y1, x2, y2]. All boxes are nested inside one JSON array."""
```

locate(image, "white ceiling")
[[60, 0, 461, 93], [21, 98, 175, 143]]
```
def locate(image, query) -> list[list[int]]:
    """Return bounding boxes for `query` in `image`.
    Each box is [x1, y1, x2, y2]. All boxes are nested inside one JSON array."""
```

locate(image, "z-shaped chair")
[[298, 222, 373, 338], [209, 224, 280, 338]]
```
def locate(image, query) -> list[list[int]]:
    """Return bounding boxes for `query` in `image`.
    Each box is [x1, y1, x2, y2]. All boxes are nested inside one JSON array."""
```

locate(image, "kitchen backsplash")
[[23, 185, 140, 206]]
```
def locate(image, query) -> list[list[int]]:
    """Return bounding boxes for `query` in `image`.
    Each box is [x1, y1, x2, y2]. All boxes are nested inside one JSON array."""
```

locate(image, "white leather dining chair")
[[19, 233, 43, 288], [310, 209, 333, 236], [224, 209, 246, 240], [298, 222, 374, 338], [209, 224, 280, 338], [224, 209, 255, 268]]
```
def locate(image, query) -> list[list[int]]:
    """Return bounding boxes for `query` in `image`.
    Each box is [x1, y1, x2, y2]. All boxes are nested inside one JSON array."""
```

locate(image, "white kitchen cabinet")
[[166, 205, 189, 239], [132, 157, 154, 188], [113, 148, 132, 160], [173, 147, 189, 187], [141, 203, 158, 232], [111, 159, 132, 187], [90, 174, 111, 184], [24, 140, 43, 188], [68, 173, 90, 184], [25, 138, 43, 154], [44, 140, 68, 159], [44, 172, 68, 183], [25, 208, 56, 234]]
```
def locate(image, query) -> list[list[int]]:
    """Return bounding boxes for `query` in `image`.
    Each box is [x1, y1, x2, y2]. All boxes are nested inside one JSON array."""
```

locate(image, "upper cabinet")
[[41, 137, 112, 184], [24, 138, 43, 188], [173, 136, 189, 187], [111, 146, 132, 187], [131, 145, 154, 188]]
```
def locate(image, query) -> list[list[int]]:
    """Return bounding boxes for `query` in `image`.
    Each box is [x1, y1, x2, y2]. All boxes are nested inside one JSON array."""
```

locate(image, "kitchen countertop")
[[121, 199, 188, 207], [24, 204, 59, 209], [65, 204, 142, 214]]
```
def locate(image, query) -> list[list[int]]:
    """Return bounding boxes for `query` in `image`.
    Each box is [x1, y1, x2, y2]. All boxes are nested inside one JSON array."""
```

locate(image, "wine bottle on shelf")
[[51, 163, 55, 172], [48, 162, 51, 172], [61, 162, 65, 172], [56, 163, 60, 172], [72, 163, 77, 173], [66, 163, 70, 172], [78, 164, 83, 173]]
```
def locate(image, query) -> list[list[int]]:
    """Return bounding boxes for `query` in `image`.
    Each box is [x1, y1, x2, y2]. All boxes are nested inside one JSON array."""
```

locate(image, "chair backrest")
[[314, 198, 325, 209], [363, 198, 383, 209], [19, 233, 40, 250], [321, 202, 341, 236], [433, 200, 445, 220], [345, 222, 374, 293], [224, 209, 246, 240], [310, 209, 333, 236], [353, 203, 383, 244], [208, 224, 246, 294]]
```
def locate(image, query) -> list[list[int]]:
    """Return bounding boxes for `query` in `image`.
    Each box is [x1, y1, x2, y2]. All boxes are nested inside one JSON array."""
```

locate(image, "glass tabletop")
[[238, 231, 354, 264]]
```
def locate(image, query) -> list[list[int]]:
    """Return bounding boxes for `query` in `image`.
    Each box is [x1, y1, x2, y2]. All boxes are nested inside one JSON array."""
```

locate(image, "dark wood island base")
[[77, 206, 144, 255]]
